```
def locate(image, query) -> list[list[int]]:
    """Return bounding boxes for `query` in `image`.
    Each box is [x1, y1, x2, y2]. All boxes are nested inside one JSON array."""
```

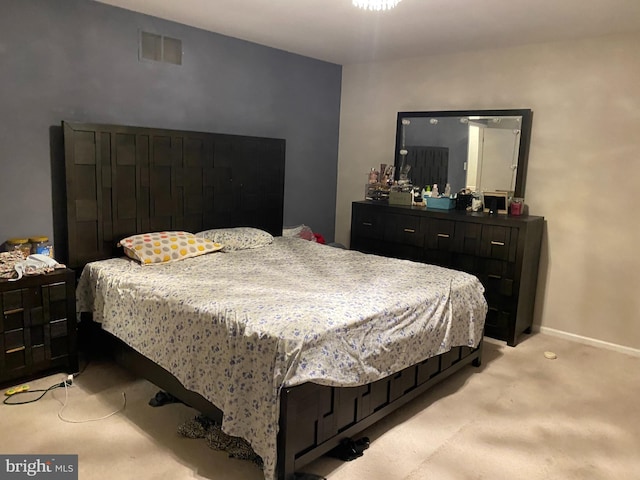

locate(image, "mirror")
[[394, 109, 533, 198]]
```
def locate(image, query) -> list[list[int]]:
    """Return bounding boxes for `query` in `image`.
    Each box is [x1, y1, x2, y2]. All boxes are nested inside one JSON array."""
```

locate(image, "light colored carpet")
[[2, 333, 639, 480]]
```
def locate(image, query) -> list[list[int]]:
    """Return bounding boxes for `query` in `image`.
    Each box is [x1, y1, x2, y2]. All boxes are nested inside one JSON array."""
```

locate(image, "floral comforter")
[[76, 237, 487, 480]]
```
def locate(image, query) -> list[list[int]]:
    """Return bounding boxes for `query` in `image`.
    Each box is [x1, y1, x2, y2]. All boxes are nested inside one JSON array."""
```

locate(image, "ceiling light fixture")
[[352, 0, 402, 11]]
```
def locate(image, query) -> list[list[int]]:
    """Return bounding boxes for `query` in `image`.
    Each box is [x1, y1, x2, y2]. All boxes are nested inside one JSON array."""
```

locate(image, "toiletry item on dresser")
[[380, 164, 394, 186], [510, 197, 524, 216], [368, 168, 379, 184], [471, 195, 483, 212], [30, 236, 54, 258], [431, 184, 439, 197], [444, 183, 451, 197], [422, 185, 431, 203]]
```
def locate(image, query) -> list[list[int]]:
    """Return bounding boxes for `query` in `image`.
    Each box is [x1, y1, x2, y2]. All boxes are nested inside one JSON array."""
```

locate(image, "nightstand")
[[0, 269, 78, 386]]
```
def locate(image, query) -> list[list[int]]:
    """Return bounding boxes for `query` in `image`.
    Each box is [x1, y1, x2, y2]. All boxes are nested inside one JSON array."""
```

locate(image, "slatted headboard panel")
[[402, 145, 449, 190], [62, 122, 285, 269]]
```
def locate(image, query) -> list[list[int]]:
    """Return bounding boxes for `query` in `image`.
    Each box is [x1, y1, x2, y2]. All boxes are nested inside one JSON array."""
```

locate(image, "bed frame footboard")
[[96, 326, 481, 480], [277, 342, 482, 479]]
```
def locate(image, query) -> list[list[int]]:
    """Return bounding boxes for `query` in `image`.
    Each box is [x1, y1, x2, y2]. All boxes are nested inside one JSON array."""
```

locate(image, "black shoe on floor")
[[148, 391, 181, 407], [327, 436, 370, 461]]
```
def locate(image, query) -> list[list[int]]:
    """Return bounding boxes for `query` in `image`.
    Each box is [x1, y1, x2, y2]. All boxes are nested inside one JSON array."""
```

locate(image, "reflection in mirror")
[[395, 109, 532, 198]]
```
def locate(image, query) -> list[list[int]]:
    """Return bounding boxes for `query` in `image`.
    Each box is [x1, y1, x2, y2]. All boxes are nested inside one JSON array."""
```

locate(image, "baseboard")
[[535, 326, 640, 358]]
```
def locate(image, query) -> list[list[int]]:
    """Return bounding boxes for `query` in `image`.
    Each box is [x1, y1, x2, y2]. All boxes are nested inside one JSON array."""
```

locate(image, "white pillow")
[[195, 227, 273, 251]]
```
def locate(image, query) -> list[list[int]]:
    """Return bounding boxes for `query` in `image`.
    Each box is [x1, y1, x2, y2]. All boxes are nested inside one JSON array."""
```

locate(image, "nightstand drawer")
[[50, 319, 68, 338], [2, 308, 25, 331], [4, 329, 25, 351], [48, 282, 67, 302], [1, 289, 25, 312], [5, 347, 27, 371]]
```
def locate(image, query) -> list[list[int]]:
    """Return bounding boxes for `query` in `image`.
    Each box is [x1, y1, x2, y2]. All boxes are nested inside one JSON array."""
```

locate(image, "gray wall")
[[0, 0, 342, 249]]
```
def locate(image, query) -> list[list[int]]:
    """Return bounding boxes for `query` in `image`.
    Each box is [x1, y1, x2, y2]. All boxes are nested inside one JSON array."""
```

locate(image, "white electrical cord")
[[56, 379, 127, 423]]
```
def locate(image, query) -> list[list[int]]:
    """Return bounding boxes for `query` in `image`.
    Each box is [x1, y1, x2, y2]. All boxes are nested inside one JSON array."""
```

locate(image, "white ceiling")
[[96, 0, 640, 65]]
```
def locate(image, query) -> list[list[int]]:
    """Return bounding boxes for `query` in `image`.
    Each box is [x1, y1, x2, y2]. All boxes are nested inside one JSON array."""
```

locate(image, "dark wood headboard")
[[62, 122, 285, 270], [400, 145, 449, 190]]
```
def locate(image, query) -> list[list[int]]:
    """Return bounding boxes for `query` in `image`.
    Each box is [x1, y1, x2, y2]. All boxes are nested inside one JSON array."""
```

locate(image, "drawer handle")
[[362, 222, 373, 226], [403, 228, 416, 233], [437, 233, 450, 238], [4, 308, 24, 315], [488, 274, 502, 279], [490, 241, 505, 246], [6, 346, 26, 354]]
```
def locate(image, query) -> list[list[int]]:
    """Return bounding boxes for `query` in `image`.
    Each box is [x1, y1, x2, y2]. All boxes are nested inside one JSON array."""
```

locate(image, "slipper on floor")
[[327, 436, 370, 461], [148, 391, 181, 407]]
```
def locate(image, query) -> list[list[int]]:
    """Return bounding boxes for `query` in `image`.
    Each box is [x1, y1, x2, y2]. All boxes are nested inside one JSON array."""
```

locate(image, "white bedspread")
[[76, 237, 487, 480]]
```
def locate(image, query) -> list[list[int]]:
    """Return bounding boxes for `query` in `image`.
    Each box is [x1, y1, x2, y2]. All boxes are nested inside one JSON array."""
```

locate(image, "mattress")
[[76, 236, 487, 480]]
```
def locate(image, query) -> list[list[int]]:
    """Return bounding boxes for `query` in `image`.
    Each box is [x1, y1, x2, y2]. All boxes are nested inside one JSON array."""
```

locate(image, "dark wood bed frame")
[[59, 122, 483, 480]]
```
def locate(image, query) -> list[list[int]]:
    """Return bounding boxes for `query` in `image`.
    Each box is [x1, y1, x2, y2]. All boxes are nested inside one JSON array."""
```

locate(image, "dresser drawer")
[[454, 222, 482, 255], [480, 225, 518, 261], [476, 259, 516, 297], [422, 218, 456, 266], [451, 253, 479, 274], [352, 205, 385, 240], [424, 219, 456, 250], [384, 214, 423, 247], [484, 307, 512, 341]]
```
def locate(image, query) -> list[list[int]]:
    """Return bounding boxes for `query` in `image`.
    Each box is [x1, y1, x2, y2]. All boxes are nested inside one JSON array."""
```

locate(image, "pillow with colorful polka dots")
[[118, 231, 223, 265]]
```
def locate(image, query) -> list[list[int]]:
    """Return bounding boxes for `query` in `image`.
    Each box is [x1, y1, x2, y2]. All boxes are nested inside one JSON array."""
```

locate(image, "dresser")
[[350, 201, 544, 346], [0, 269, 78, 385]]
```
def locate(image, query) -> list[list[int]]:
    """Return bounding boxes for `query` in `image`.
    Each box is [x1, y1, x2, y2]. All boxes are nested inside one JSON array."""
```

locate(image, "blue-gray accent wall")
[[0, 0, 342, 248]]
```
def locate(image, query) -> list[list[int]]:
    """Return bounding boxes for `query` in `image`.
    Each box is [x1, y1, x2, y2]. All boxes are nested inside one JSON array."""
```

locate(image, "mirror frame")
[[394, 108, 533, 198]]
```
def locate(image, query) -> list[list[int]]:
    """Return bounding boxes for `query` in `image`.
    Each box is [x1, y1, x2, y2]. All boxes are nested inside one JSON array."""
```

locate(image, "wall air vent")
[[140, 31, 182, 65]]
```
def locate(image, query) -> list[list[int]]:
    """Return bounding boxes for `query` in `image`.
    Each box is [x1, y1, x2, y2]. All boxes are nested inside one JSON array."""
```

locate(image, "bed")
[[59, 122, 487, 480]]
